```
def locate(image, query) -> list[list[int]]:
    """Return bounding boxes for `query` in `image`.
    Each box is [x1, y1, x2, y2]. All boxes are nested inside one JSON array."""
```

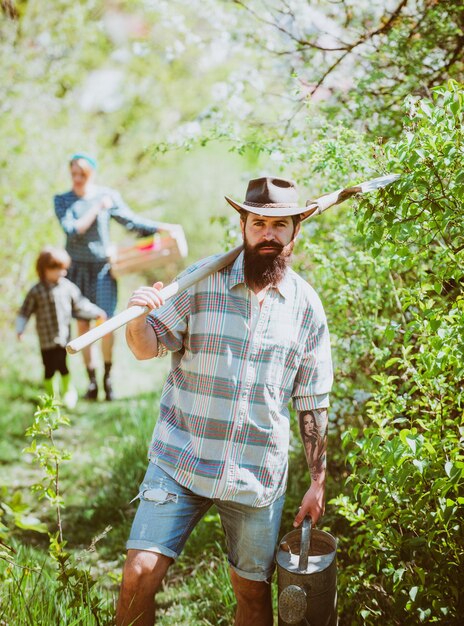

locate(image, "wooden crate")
[[110, 225, 188, 279]]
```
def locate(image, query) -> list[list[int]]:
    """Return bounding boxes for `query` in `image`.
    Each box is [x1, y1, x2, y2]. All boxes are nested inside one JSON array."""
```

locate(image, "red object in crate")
[[110, 224, 188, 278]]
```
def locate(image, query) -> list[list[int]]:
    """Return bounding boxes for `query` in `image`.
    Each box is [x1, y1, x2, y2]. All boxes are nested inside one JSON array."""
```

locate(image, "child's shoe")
[[61, 373, 78, 409], [63, 386, 78, 409]]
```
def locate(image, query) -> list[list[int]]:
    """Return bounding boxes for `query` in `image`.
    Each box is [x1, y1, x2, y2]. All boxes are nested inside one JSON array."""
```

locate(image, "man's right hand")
[[127, 281, 165, 311], [126, 281, 164, 359]]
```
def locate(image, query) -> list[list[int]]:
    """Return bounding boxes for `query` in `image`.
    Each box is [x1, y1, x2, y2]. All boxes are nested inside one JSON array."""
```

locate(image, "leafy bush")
[[329, 81, 464, 624]]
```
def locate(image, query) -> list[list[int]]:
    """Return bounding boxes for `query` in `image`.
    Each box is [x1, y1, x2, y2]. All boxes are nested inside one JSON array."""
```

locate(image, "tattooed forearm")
[[298, 408, 328, 483], [310, 452, 326, 483]]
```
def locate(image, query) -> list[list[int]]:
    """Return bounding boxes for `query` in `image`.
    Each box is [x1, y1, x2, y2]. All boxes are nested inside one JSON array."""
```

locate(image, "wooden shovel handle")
[[66, 245, 243, 354]]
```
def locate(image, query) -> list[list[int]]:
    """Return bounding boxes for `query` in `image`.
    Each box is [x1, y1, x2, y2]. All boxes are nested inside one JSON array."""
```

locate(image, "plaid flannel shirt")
[[146, 251, 333, 507], [54, 187, 158, 263], [17, 278, 105, 350]]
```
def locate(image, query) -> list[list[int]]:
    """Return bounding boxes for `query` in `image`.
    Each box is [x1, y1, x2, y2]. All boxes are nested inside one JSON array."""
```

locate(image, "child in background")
[[16, 247, 107, 408]]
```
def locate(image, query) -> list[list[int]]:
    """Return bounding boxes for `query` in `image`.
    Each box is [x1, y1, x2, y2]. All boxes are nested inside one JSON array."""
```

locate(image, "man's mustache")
[[255, 241, 284, 252]]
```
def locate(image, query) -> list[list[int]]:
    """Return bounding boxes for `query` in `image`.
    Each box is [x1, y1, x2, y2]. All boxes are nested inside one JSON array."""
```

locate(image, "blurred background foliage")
[[0, 0, 463, 624]]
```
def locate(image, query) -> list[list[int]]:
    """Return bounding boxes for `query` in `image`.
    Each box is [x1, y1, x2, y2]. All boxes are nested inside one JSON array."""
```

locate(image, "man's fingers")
[[293, 503, 310, 527], [294, 508, 321, 528], [293, 495, 324, 527], [128, 284, 165, 310], [128, 295, 163, 309], [293, 510, 306, 528]]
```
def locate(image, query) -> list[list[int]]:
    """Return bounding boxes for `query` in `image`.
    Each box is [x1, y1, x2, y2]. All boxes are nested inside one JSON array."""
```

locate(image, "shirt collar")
[[228, 250, 293, 300]]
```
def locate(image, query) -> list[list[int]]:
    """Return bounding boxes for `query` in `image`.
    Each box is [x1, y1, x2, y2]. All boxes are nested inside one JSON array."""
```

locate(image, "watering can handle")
[[298, 516, 312, 571]]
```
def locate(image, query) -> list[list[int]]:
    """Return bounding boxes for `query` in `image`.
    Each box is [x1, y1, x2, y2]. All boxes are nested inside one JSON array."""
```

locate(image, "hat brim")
[[225, 196, 315, 221]]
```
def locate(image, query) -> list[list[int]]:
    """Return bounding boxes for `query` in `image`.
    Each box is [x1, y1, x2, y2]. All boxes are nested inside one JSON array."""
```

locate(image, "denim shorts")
[[126, 462, 285, 581]]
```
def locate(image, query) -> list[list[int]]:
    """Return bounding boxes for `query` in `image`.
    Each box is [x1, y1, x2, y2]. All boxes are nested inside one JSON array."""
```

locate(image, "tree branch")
[[233, 0, 348, 51]]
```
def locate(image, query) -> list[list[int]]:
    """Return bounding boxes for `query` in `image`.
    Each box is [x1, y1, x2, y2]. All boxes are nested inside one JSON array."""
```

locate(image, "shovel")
[[66, 173, 400, 355]]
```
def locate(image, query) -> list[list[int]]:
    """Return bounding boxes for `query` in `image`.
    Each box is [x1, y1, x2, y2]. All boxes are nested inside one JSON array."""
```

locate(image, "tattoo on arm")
[[299, 408, 328, 483]]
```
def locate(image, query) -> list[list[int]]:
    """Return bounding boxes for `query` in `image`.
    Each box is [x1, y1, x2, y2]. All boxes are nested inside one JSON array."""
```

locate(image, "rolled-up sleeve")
[[146, 288, 190, 355], [109, 191, 158, 236], [54, 194, 79, 236], [291, 312, 333, 411]]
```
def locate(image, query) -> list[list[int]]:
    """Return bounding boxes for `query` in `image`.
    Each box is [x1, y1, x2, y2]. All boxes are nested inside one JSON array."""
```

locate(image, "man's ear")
[[239, 218, 245, 238], [293, 222, 301, 239]]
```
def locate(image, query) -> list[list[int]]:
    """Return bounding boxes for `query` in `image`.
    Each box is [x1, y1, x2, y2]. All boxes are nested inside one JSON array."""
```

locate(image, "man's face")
[[241, 214, 298, 254], [241, 213, 300, 289]]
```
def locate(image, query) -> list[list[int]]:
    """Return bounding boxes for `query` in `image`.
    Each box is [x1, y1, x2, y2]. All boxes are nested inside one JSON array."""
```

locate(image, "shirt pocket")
[[268, 341, 305, 403], [267, 338, 302, 377], [261, 344, 284, 385]]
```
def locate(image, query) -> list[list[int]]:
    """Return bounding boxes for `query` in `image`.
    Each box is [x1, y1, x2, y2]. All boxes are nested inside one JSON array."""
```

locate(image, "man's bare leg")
[[230, 568, 273, 626], [116, 549, 172, 626]]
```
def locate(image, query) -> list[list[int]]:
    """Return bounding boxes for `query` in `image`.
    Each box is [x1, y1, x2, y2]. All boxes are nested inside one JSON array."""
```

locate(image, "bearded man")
[[116, 177, 333, 626]]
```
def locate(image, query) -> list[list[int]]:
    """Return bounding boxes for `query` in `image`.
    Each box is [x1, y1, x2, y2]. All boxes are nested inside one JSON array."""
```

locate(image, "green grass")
[[0, 543, 115, 626], [1, 331, 341, 625], [0, 348, 239, 625]]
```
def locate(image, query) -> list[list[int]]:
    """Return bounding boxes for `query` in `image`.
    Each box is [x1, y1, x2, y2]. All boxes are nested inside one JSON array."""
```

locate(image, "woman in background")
[[55, 153, 160, 401]]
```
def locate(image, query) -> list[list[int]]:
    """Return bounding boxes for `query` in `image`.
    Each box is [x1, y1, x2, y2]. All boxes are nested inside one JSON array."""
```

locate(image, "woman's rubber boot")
[[84, 368, 98, 400], [103, 362, 114, 401]]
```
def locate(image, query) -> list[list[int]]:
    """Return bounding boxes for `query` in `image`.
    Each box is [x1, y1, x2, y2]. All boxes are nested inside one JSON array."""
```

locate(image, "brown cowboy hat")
[[225, 177, 314, 220]]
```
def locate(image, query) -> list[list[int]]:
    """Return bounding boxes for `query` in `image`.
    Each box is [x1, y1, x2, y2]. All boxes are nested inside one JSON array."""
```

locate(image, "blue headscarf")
[[70, 152, 97, 170]]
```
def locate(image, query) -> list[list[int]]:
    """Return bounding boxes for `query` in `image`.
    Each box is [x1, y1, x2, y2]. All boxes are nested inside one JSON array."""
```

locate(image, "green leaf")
[[420, 102, 432, 117], [385, 357, 400, 368], [393, 567, 406, 583], [405, 436, 417, 454], [409, 586, 419, 602], [413, 459, 426, 474], [14, 515, 48, 534]]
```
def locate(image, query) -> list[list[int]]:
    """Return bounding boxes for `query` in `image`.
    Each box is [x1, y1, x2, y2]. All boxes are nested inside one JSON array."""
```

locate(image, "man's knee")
[[230, 568, 271, 604], [121, 549, 172, 595]]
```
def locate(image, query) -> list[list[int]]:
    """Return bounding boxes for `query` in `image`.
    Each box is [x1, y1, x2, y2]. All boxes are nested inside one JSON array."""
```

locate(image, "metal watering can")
[[276, 518, 337, 626]]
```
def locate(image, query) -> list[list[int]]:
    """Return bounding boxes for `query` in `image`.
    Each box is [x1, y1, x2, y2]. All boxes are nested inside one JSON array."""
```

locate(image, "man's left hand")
[[293, 482, 325, 527]]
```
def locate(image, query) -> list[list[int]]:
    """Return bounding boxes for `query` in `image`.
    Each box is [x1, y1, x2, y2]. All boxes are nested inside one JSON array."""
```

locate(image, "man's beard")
[[243, 235, 294, 290]]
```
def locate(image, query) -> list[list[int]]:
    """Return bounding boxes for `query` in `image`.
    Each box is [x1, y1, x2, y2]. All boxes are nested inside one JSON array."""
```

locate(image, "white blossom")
[[211, 82, 230, 102]]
